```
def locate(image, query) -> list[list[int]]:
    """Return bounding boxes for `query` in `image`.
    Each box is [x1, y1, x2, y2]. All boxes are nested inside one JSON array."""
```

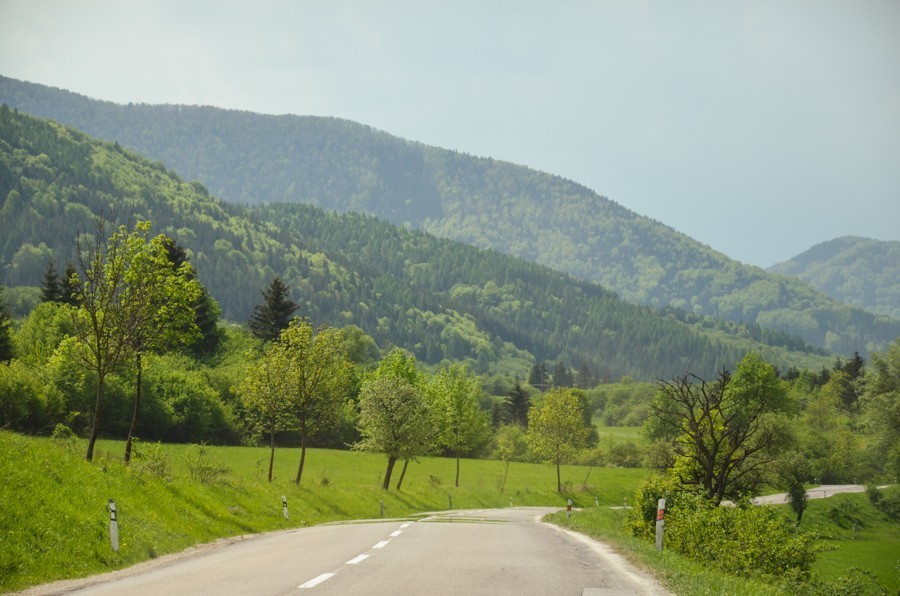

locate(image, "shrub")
[[628, 473, 681, 539], [132, 439, 172, 479], [667, 493, 819, 578], [183, 443, 230, 485]]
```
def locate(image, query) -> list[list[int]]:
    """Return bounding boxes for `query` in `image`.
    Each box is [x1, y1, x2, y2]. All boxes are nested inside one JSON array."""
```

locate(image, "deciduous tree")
[[649, 353, 790, 504], [238, 341, 293, 481], [354, 375, 431, 490], [527, 388, 591, 492], [859, 339, 900, 481], [369, 348, 426, 490], [69, 219, 148, 461], [428, 364, 490, 487], [493, 423, 528, 492], [123, 234, 202, 463], [280, 318, 351, 484]]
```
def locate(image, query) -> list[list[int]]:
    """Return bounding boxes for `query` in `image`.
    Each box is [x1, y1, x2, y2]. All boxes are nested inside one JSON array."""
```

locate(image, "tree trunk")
[[382, 455, 397, 490], [501, 459, 509, 493], [556, 458, 562, 492], [295, 431, 307, 484], [86, 373, 105, 461], [395, 459, 409, 490], [124, 352, 143, 464], [455, 450, 461, 488], [267, 427, 276, 482]]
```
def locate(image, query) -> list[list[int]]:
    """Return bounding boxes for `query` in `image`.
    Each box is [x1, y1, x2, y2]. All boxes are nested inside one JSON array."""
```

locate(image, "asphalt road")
[[39, 508, 670, 596], [750, 484, 874, 505]]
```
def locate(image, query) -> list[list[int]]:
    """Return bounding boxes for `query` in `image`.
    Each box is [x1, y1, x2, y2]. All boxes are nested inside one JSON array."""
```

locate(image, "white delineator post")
[[282, 495, 289, 520], [107, 499, 119, 552], [567, 498, 573, 519], [655, 498, 666, 551]]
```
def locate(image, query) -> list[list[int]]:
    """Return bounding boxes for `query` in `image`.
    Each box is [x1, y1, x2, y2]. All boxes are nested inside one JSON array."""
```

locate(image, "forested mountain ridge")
[[769, 236, 900, 320], [0, 106, 832, 380], [1, 75, 897, 356]]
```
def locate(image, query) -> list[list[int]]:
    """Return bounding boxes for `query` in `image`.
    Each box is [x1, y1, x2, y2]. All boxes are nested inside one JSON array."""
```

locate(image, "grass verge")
[[546, 488, 899, 595]]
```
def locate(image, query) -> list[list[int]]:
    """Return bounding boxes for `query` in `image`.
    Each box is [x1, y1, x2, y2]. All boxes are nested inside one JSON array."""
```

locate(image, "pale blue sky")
[[2, 0, 898, 267]]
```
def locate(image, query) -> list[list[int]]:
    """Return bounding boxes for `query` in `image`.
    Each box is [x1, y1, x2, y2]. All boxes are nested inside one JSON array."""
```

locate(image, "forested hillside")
[[1, 75, 896, 356], [0, 106, 831, 380], [769, 236, 900, 320]]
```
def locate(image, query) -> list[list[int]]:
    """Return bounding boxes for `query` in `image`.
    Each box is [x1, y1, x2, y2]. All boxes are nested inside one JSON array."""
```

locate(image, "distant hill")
[[2, 75, 897, 355], [2, 106, 837, 380], [769, 236, 900, 320]]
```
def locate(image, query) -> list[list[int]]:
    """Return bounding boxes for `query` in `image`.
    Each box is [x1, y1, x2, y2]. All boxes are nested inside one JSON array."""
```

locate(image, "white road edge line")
[[346, 554, 369, 565], [373, 540, 390, 549], [298, 573, 335, 589], [390, 530, 402, 537], [400, 523, 410, 528]]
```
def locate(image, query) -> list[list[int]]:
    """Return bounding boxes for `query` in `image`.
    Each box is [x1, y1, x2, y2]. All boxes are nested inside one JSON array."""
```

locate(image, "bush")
[[132, 439, 172, 479], [0, 359, 63, 432], [628, 473, 681, 539], [667, 493, 819, 578], [629, 474, 819, 579], [183, 443, 230, 485]]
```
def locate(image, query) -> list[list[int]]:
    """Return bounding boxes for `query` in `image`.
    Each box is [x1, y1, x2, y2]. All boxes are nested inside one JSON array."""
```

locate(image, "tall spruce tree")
[[248, 277, 298, 342], [528, 361, 548, 391], [40, 261, 62, 303], [503, 380, 531, 426]]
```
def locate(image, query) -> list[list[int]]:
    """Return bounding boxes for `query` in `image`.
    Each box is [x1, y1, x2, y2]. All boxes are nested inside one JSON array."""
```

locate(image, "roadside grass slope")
[[0, 431, 643, 592]]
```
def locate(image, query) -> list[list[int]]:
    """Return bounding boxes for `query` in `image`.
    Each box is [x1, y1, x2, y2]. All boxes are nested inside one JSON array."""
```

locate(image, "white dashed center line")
[[299, 573, 335, 589], [299, 525, 410, 590]]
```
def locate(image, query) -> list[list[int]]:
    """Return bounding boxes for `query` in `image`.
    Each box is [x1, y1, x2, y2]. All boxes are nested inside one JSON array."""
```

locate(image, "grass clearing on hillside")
[[0, 432, 645, 592]]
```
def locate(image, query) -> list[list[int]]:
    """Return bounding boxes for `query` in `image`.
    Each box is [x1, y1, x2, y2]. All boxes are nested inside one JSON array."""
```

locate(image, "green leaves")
[[526, 388, 592, 491], [650, 353, 794, 504]]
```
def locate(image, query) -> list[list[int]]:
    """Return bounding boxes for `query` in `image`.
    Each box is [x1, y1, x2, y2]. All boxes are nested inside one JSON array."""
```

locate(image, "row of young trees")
[[236, 293, 597, 492]]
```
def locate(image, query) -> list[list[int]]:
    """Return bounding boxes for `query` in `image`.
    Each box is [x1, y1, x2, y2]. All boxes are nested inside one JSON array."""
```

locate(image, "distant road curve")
[[751, 484, 886, 505]]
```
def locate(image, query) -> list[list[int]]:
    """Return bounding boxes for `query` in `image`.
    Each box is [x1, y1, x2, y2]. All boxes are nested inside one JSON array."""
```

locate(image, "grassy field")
[[596, 424, 643, 443], [801, 491, 900, 592], [0, 431, 644, 592], [2, 431, 896, 594]]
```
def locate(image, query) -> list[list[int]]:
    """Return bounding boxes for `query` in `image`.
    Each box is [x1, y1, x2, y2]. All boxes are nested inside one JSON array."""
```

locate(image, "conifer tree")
[[528, 361, 548, 391], [40, 261, 61, 303], [60, 262, 79, 306], [503, 380, 531, 426], [552, 360, 574, 388], [248, 277, 298, 342]]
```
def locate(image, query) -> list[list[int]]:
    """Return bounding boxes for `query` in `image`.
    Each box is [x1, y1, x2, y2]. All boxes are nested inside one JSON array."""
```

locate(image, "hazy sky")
[[2, 1, 898, 267]]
